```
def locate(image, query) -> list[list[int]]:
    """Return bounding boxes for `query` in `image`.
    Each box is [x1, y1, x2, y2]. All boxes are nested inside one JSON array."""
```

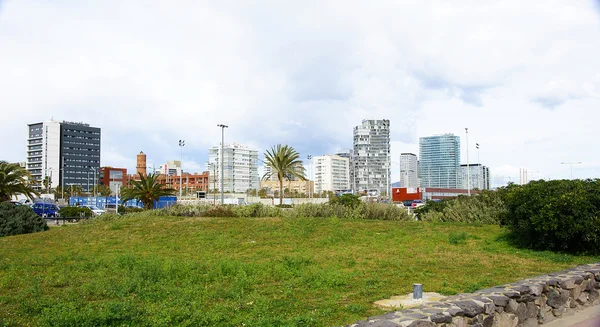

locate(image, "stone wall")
[[348, 263, 600, 327]]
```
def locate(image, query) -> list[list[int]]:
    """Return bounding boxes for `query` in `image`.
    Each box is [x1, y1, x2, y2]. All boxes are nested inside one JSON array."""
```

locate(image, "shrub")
[[361, 202, 412, 221], [502, 179, 600, 254], [329, 194, 361, 208], [417, 190, 507, 224], [58, 206, 93, 218], [0, 202, 48, 237], [119, 206, 145, 214], [232, 203, 281, 217], [201, 206, 236, 217]]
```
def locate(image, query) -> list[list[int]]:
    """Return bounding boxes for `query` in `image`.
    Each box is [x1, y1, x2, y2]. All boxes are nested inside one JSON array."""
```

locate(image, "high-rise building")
[[399, 153, 419, 188], [352, 119, 391, 195], [26, 120, 101, 192], [460, 164, 490, 190], [208, 143, 259, 193], [418, 134, 460, 188], [336, 149, 354, 191], [314, 154, 350, 193]]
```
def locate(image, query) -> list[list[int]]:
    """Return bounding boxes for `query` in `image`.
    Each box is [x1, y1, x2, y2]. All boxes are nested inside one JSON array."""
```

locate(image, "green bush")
[[0, 202, 48, 237], [329, 194, 361, 208], [417, 190, 507, 224], [58, 206, 93, 218], [232, 203, 282, 217], [118, 206, 145, 214], [502, 179, 600, 254], [201, 206, 236, 217]]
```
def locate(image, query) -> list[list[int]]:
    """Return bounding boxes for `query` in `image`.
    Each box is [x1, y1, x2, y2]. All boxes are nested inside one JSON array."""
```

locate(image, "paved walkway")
[[545, 305, 600, 327]]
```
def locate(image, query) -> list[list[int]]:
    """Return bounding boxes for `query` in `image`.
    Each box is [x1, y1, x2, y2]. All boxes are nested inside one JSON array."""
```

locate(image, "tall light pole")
[[465, 128, 471, 196], [179, 140, 185, 198], [561, 162, 582, 180], [217, 124, 228, 204], [307, 154, 312, 199]]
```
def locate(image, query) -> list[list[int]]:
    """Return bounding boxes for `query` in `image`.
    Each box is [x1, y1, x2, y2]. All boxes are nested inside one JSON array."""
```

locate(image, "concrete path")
[[545, 305, 600, 327]]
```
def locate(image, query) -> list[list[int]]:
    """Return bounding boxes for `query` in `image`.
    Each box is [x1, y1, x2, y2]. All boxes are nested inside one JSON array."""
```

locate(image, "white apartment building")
[[399, 153, 419, 188], [156, 160, 181, 176], [460, 164, 490, 190], [353, 119, 391, 195], [208, 143, 259, 193], [314, 154, 350, 193]]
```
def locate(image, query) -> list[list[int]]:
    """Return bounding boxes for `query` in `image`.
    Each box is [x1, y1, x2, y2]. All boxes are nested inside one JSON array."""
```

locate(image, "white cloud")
[[1, 0, 600, 185]]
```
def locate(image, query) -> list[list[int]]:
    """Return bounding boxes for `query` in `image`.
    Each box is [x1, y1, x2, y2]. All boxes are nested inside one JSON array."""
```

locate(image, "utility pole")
[[179, 139, 185, 198], [465, 128, 471, 196], [560, 162, 581, 180], [307, 154, 312, 199], [217, 124, 228, 204]]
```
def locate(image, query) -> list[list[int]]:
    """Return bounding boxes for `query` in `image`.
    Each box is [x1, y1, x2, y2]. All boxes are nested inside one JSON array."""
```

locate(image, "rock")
[[406, 321, 436, 327], [526, 284, 543, 296], [506, 299, 519, 313], [451, 317, 467, 327], [487, 295, 509, 307], [521, 318, 538, 327], [492, 313, 518, 327], [482, 315, 494, 327], [453, 301, 484, 318], [447, 307, 466, 316], [526, 302, 537, 318], [356, 320, 400, 327], [570, 284, 583, 300], [430, 313, 452, 324], [589, 289, 599, 302], [547, 288, 569, 308], [585, 279, 596, 291]]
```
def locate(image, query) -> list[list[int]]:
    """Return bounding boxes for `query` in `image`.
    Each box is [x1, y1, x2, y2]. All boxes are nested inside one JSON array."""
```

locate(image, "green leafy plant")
[[262, 144, 307, 206], [0, 202, 48, 237], [329, 194, 361, 208], [120, 173, 176, 209], [58, 206, 93, 218], [0, 161, 39, 202], [502, 179, 600, 254]]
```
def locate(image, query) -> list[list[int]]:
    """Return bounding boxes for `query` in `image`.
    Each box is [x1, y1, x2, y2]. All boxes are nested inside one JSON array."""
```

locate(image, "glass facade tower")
[[418, 134, 461, 188]]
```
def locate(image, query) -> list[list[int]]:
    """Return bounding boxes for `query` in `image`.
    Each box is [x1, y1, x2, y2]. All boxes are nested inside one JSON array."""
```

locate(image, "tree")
[[262, 144, 307, 205], [120, 172, 176, 210], [96, 185, 112, 197], [0, 161, 39, 202], [258, 188, 268, 198]]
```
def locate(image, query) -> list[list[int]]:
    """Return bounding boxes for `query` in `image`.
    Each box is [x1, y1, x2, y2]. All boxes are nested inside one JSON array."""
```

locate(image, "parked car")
[[83, 205, 105, 216], [411, 200, 425, 208], [31, 202, 60, 217]]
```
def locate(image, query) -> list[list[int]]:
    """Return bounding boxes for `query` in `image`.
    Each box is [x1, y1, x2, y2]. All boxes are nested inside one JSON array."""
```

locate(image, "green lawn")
[[0, 215, 598, 326]]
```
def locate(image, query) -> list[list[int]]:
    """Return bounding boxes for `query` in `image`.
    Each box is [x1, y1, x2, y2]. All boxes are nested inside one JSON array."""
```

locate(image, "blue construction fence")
[[68, 196, 178, 209]]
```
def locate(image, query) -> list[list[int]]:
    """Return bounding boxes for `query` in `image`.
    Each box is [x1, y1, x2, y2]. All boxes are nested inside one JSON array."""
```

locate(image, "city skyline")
[[2, 1, 600, 186]]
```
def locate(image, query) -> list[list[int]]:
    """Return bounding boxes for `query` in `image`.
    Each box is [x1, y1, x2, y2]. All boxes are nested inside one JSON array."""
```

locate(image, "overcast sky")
[[1, 0, 599, 187]]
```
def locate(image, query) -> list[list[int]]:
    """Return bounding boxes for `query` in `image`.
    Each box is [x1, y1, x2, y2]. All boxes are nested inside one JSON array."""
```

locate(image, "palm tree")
[[262, 144, 307, 205], [0, 161, 39, 202], [120, 172, 176, 210]]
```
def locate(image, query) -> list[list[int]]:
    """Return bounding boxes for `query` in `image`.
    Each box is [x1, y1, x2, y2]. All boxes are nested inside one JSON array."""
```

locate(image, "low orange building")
[[128, 171, 210, 194]]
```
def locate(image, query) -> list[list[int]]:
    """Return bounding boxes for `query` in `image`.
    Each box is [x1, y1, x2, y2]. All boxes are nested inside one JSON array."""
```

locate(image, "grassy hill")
[[1, 214, 598, 326]]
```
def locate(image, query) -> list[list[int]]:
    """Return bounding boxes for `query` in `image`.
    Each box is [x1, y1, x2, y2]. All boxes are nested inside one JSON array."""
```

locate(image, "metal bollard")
[[413, 283, 423, 300]]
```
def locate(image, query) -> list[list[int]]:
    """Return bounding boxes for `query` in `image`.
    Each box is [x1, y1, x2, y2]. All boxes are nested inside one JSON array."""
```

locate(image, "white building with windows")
[[460, 164, 490, 190], [314, 154, 350, 193], [353, 119, 391, 195], [208, 143, 259, 193], [399, 153, 419, 188]]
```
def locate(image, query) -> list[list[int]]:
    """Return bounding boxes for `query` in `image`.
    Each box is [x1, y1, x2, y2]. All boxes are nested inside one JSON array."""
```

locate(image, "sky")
[[1, 0, 599, 187]]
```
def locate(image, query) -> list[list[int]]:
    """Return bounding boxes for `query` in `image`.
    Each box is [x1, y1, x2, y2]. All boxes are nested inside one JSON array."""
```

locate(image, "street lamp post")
[[179, 140, 185, 198], [217, 124, 228, 204], [465, 128, 471, 196], [307, 155, 312, 199], [561, 162, 582, 180]]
